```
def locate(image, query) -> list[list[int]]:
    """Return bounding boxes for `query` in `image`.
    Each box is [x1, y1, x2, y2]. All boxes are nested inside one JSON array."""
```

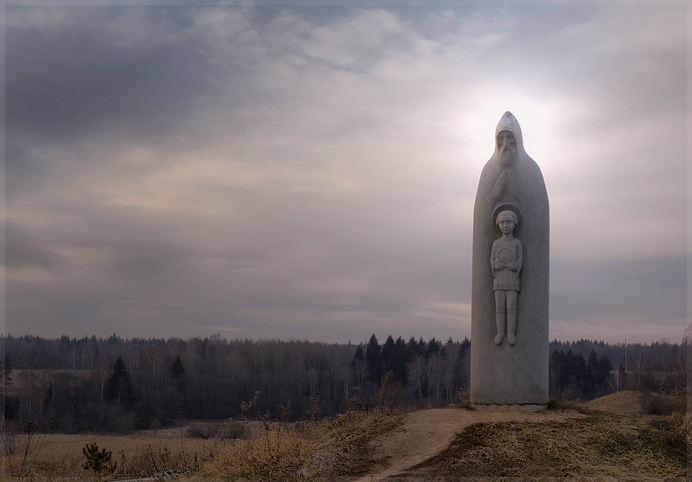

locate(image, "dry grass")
[[2, 394, 689, 481], [1, 428, 222, 481], [585, 390, 645, 414], [410, 405, 690, 481], [191, 410, 404, 482], [0, 413, 402, 482]]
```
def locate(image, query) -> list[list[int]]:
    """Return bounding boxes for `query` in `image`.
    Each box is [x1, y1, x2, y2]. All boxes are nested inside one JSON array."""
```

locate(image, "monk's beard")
[[499, 149, 517, 167]]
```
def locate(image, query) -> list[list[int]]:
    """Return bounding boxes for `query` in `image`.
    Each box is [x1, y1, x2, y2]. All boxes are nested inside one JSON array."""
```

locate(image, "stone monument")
[[470, 112, 549, 410]]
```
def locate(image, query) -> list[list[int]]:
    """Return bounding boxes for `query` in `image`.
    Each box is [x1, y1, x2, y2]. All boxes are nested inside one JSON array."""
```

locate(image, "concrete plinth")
[[471, 403, 548, 413]]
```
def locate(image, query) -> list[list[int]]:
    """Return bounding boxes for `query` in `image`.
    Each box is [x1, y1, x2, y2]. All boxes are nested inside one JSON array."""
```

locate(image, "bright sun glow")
[[454, 81, 559, 172], [473, 94, 554, 163]]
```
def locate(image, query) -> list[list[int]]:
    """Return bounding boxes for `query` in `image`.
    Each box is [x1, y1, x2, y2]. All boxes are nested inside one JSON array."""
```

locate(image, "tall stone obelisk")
[[470, 112, 549, 409]]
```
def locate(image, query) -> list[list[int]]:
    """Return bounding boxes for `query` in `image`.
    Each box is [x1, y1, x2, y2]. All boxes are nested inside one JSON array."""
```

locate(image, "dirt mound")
[[585, 390, 644, 414], [403, 410, 686, 480], [351, 407, 586, 482], [350, 404, 686, 481]]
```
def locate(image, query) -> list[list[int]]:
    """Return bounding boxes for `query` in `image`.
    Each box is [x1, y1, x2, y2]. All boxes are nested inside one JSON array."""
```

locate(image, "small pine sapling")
[[82, 443, 116, 474]]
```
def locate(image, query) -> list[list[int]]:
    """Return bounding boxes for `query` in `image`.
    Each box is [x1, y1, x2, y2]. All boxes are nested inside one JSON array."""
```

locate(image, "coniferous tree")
[[598, 354, 612, 385], [406, 336, 420, 356], [550, 348, 615, 400], [105, 356, 134, 407], [1, 353, 19, 420], [365, 335, 382, 383], [350, 346, 366, 391], [381, 336, 395, 373], [2, 353, 12, 389], [574, 352, 588, 393], [585, 350, 599, 394], [389, 336, 409, 382], [426, 338, 440, 358], [0, 354, 7, 417], [170, 355, 186, 392]]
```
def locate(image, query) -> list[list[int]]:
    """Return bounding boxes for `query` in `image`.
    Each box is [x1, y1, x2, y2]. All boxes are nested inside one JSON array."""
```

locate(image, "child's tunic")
[[490, 238, 522, 291]]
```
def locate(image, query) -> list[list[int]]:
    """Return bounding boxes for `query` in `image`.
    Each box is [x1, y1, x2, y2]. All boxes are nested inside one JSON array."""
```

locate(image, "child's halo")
[[492, 203, 522, 233]]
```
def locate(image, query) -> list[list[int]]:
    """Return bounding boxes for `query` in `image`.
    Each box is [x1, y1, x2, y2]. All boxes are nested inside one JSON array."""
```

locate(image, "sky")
[[3, 3, 690, 345]]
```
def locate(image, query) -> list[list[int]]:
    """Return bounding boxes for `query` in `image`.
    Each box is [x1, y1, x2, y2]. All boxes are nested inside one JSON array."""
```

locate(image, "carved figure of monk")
[[491, 210, 522, 345], [471, 111, 550, 405]]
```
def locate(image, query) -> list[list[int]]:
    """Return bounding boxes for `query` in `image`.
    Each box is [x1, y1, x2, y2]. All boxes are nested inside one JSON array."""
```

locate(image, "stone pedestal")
[[469, 112, 549, 407], [471, 403, 547, 413]]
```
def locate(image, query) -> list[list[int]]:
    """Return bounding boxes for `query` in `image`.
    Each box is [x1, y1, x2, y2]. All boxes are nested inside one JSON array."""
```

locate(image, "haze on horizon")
[[3, 4, 689, 345]]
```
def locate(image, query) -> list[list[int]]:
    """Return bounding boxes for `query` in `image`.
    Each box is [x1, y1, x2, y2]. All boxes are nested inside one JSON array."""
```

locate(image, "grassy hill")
[[2, 391, 689, 481]]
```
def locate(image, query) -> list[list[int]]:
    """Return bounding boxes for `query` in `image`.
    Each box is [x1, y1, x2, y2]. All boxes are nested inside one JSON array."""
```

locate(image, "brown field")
[[1, 424, 229, 481], [2, 392, 690, 481]]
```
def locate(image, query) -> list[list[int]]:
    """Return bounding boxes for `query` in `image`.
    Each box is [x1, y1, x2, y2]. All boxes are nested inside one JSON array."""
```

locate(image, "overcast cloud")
[[3, 4, 689, 344]]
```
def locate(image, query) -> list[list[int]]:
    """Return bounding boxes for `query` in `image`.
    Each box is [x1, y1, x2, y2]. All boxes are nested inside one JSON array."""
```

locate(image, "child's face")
[[498, 215, 515, 234]]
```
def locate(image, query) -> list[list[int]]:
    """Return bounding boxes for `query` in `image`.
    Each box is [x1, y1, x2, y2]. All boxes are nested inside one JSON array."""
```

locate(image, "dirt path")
[[351, 407, 585, 482]]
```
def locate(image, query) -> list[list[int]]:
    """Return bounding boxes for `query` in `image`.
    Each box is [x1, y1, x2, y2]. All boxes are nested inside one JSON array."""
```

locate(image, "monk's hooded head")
[[494, 112, 524, 168]]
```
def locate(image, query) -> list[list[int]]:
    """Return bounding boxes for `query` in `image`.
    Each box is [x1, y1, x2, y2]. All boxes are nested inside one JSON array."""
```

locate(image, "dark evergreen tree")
[[406, 336, 419, 356], [561, 350, 574, 387], [171, 355, 185, 379], [574, 352, 588, 392], [350, 345, 366, 391], [170, 355, 186, 393], [381, 335, 395, 375], [105, 357, 134, 407], [585, 349, 599, 394], [426, 338, 440, 358], [549, 349, 562, 396], [550, 348, 616, 400], [389, 336, 410, 382], [598, 354, 612, 385], [365, 334, 382, 383], [1, 352, 18, 419], [2, 352, 12, 388]]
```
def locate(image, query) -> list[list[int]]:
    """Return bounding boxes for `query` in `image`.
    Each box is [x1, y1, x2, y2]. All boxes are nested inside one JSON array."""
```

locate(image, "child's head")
[[496, 210, 518, 230]]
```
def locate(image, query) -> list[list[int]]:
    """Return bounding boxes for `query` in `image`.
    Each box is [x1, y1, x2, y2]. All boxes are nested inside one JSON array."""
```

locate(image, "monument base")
[[471, 403, 547, 413]]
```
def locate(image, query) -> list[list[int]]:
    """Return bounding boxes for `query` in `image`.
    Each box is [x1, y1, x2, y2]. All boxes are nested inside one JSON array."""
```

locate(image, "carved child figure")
[[491, 210, 522, 345]]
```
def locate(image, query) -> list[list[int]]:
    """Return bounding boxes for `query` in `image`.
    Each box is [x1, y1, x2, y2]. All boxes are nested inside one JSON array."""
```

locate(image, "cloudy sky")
[[3, 3, 689, 344]]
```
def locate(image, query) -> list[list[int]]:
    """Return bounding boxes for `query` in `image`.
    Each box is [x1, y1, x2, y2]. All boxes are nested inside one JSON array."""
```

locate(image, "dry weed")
[[1, 431, 220, 481], [305, 410, 404, 478], [415, 410, 688, 480], [192, 410, 403, 482], [196, 429, 311, 481], [1, 419, 55, 480]]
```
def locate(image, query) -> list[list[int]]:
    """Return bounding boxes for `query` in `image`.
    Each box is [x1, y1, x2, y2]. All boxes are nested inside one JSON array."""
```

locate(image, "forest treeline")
[[0, 334, 686, 433]]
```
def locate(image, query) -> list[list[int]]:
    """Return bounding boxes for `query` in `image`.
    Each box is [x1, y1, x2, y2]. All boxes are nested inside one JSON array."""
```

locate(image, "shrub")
[[194, 410, 403, 481], [82, 443, 116, 474], [641, 391, 674, 416]]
